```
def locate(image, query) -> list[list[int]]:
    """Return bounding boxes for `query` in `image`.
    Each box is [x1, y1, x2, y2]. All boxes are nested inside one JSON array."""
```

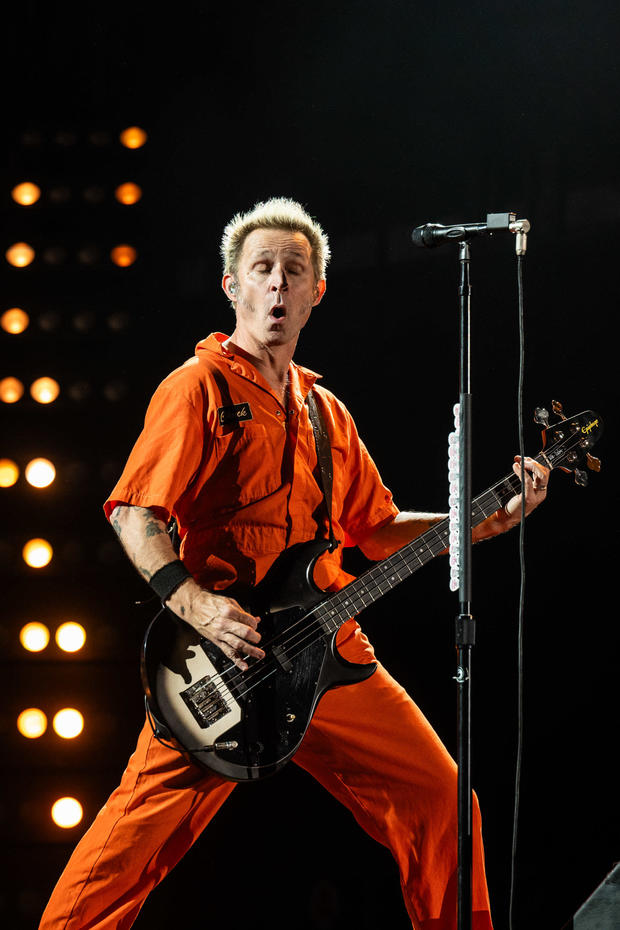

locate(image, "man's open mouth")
[[270, 306, 286, 319]]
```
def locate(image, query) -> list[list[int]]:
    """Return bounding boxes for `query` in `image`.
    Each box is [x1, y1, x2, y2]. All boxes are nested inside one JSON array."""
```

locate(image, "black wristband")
[[149, 560, 192, 603]]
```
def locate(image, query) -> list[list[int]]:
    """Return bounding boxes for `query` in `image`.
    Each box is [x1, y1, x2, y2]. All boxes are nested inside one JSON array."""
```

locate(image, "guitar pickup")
[[271, 644, 293, 673]]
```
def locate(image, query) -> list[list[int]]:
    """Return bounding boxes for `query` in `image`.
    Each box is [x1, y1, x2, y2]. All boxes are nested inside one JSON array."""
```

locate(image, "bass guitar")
[[141, 403, 602, 782]]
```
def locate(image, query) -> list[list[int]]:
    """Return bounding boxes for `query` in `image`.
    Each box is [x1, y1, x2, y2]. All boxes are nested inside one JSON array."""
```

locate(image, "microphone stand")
[[455, 240, 475, 930], [414, 212, 529, 930]]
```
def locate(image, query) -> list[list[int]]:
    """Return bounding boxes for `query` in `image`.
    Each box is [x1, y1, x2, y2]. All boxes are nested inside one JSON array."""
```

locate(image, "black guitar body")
[[141, 539, 377, 782], [141, 407, 603, 782]]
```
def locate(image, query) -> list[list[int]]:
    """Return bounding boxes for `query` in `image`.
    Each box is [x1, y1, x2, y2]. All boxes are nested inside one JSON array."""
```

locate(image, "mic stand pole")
[[456, 240, 475, 930]]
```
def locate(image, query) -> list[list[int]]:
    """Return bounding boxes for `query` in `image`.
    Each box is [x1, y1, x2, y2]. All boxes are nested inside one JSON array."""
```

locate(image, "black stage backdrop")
[[1, 4, 618, 929]]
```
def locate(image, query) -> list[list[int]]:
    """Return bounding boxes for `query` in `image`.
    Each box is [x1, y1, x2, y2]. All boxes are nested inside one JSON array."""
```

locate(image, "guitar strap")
[[305, 389, 338, 551]]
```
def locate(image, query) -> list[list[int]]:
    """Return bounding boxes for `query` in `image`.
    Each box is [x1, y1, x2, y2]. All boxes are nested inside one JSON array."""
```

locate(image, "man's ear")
[[312, 278, 327, 306], [222, 274, 237, 302]]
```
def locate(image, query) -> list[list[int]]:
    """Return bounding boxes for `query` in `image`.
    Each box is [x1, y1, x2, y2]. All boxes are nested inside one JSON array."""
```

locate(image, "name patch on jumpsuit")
[[217, 403, 253, 426]]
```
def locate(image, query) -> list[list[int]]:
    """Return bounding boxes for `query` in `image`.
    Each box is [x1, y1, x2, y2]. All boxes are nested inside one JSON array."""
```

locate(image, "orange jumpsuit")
[[40, 333, 493, 930]]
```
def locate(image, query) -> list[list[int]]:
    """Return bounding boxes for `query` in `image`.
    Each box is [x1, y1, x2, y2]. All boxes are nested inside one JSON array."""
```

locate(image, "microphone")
[[412, 213, 530, 253]]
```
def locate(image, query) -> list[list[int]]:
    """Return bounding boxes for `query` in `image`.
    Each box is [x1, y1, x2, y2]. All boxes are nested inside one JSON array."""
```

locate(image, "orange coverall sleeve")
[[103, 377, 206, 523]]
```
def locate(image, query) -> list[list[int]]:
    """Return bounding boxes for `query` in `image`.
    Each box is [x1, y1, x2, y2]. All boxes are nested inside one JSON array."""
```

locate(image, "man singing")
[[40, 197, 549, 929]]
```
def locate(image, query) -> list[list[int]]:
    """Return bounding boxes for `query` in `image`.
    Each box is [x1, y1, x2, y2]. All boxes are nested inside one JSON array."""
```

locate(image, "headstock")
[[534, 401, 603, 486]]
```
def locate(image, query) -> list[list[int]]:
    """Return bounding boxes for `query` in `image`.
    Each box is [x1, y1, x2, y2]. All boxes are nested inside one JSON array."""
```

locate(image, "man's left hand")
[[476, 455, 549, 540]]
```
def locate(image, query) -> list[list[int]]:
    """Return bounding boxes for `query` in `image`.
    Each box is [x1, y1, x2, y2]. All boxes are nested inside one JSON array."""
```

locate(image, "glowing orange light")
[[17, 708, 48, 738], [110, 245, 137, 267], [25, 457, 56, 488], [1, 307, 29, 334], [119, 126, 147, 149], [11, 182, 41, 206], [5, 242, 35, 267], [20, 621, 51, 652], [56, 622, 86, 653], [0, 377, 25, 403], [22, 538, 53, 568], [30, 377, 60, 404], [51, 797, 83, 828], [53, 708, 84, 739], [115, 182, 142, 205], [0, 458, 19, 487]]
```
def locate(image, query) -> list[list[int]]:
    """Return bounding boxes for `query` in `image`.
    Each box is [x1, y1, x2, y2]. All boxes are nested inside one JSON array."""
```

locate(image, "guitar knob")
[[586, 453, 601, 472], [534, 407, 550, 428], [574, 468, 588, 487]]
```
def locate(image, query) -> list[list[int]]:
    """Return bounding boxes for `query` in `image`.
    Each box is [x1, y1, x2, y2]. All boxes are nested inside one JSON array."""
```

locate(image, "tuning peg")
[[534, 407, 550, 428], [552, 400, 567, 420], [586, 453, 601, 472], [574, 468, 588, 487]]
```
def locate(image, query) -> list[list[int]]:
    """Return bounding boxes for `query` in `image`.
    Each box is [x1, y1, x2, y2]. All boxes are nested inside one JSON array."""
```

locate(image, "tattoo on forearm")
[[138, 565, 153, 581], [112, 518, 123, 539], [145, 519, 165, 538]]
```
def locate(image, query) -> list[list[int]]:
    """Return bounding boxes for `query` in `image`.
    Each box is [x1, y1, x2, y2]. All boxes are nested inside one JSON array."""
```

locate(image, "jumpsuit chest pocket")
[[205, 421, 286, 511]]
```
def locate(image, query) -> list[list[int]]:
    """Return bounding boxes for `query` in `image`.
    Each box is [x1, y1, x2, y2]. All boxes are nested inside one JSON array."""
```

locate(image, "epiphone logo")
[[217, 403, 253, 426], [582, 419, 599, 435]]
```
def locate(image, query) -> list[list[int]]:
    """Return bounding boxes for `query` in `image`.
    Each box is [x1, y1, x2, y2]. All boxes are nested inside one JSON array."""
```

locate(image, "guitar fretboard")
[[312, 464, 536, 634]]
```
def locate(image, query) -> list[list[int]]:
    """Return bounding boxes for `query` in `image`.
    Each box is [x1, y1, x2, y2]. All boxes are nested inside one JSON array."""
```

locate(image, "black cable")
[[509, 253, 527, 930]]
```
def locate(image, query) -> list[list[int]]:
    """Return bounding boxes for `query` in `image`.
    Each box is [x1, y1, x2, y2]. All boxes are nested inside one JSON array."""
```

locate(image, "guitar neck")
[[314, 454, 547, 633]]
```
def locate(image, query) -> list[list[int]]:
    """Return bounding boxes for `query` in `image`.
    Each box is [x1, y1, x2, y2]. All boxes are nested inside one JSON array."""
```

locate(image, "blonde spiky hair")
[[220, 197, 331, 282]]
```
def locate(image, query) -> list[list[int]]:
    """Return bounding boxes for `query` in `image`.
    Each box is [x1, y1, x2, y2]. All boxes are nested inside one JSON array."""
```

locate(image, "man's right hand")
[[167, 579, 264, 671], [110, 504, 264, 671]]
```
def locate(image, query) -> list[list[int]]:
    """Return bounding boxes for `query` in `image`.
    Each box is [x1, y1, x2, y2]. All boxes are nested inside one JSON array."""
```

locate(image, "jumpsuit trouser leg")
[[39, 623, 493, 930]]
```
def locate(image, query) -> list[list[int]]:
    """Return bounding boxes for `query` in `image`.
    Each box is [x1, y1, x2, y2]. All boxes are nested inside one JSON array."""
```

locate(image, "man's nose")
[[270, 265, 288, 290]]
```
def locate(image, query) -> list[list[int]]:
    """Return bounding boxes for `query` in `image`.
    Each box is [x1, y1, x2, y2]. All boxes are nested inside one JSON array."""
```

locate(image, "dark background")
[[1, 3, 618, 928]]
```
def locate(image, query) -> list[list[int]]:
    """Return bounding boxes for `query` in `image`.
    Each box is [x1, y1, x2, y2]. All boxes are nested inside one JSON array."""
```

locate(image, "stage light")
[[22, 538, 53, 568], [5, 242, 35, 268], [38, 311, 61, 332], [48, 186, 71, 205], [11, 182, 41, 206], [120, 126, 147, 149], [19, 621, 51, 652], [54, 130, 77, 147], [51, 797, 83, 829], [115, 182, 142, 205], [55, 622, 86, 653], [106, 311, 129, 332], [25, 458, 56, 488], [110, 245, 137, 267], [103, 379, 127, 402], [52, 708, 84, 739], [82, 186, 105, 205], [77, 246, 100, 265], [1, 307, 30, 334], [41, 246, 67, 266], [30, 377, 60, 404], [17, 708, 48, 739], [67, 381, 92, 402], [72, 310, 96, 331], [88, 130, 111, 146], [0, 377, 25, 403], [0, 458, 19, 487]]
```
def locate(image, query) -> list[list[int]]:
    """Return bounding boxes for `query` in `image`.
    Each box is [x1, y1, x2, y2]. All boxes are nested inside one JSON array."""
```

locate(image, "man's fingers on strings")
[[513, 456, 549, 493]]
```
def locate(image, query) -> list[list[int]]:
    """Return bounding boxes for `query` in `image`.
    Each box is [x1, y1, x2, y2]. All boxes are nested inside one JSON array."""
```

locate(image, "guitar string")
[[186, 475, 530, 723], [179, 442, 574, 725], [183, 436, 579, 722], [178, 430, 587, 728]]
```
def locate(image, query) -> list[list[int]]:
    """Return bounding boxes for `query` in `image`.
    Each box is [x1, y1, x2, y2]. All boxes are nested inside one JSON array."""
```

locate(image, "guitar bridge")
[[180, 676, 231, 728]]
